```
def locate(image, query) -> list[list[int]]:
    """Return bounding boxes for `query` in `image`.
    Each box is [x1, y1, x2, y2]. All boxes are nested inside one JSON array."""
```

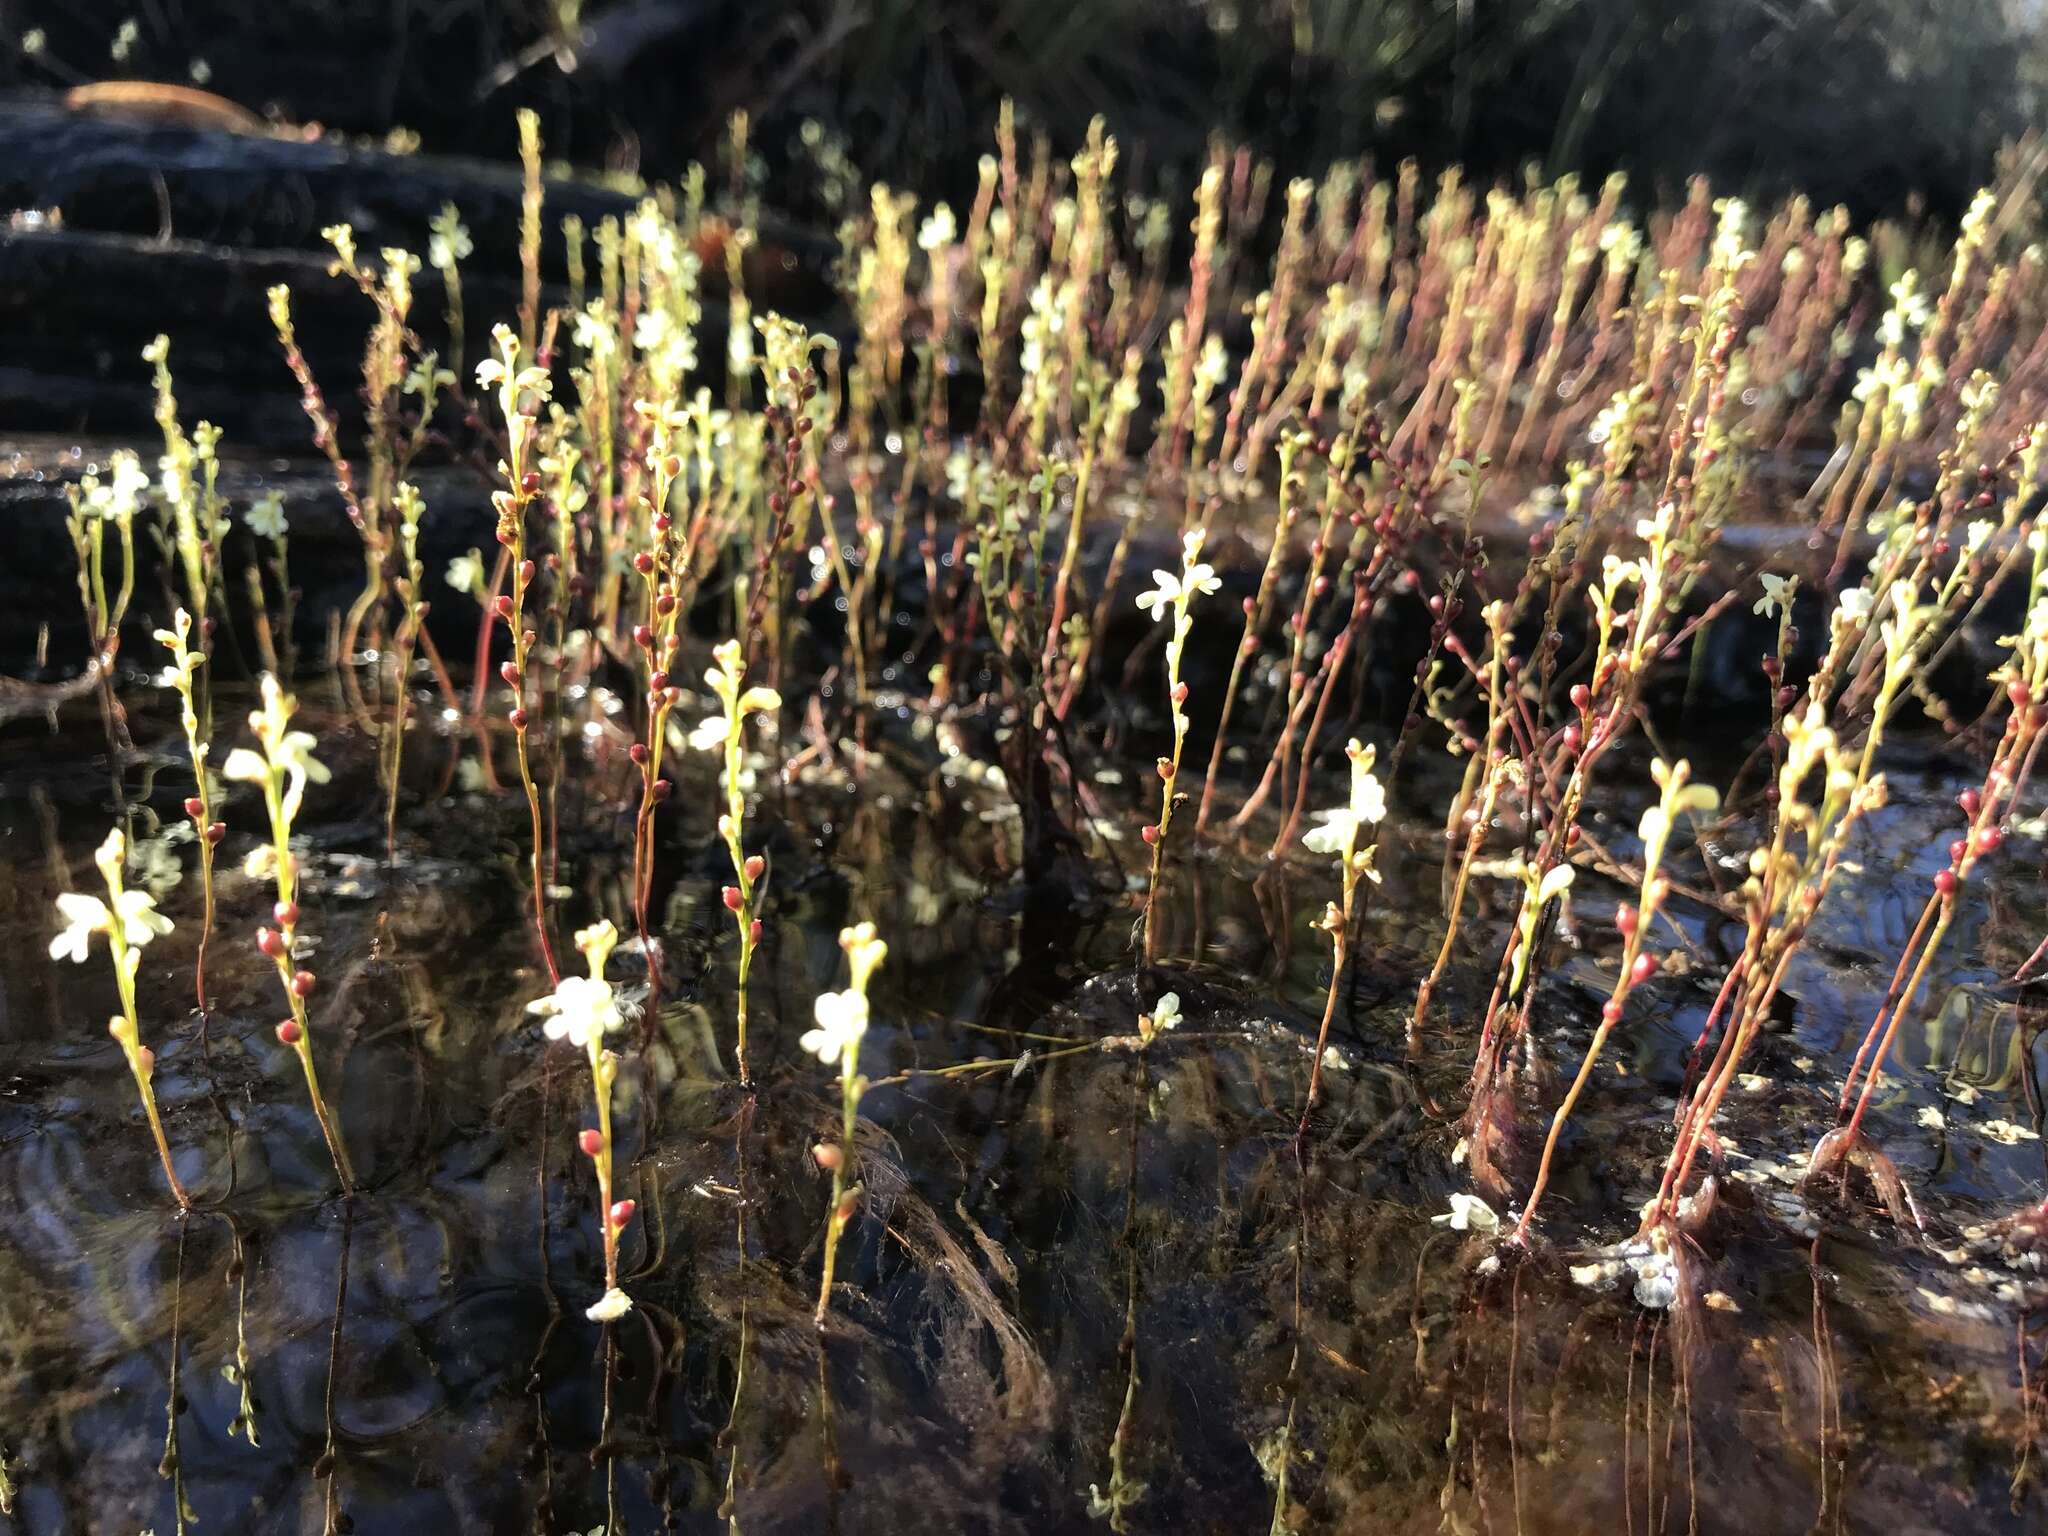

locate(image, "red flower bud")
[[274, 900, 300, 927], [1171, 682, 1189, 705], [610, 1199, 636, 1229], [276, 1020, 303, 1045], [257, 926, 285, 958], [1958, 788, 1982, 818], [651, 779, 672, 801], [722, 885, 744, 911], [629, 742, 649, 765], [205, 823, 225, 844], [517, 559, 536, 585], [578, 1128, 604, 1158], [633, 552, 656, 574], [183, 795, 205, 819], [632, 623, 654, 649], [291, 970, 316, 998], [1935, 869, 1958, 897], [1140, 824, 1159, 844], [743, 855, 765, 881], [1569, 683, 1590, 711], [655, 592, 677, 616], [494, 594, 514, 620], [1602, 998, 1624, 1025], [499, 660, 521, 686], [1615, 903, 1637, 938], [749, 918, 763, 943], [510, 707, 530, 731], [813, 1141, 843, 1171], [1977, 825, 2004, 855], [1630, 952, 1657, 986]]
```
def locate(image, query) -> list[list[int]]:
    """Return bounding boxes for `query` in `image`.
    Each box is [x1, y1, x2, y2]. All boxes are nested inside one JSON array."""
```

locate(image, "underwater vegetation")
[[11, 99, 2048, 1534]]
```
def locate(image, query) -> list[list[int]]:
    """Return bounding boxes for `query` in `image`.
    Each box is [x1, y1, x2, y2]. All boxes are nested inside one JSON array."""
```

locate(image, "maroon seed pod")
[[648, 670, 669, 691], [655, 592, 677, 616], [276, 1020, 303, 1046], [519, 471, 542, 496], [578, 1128, 604, 1158], [632, 623, 655, 649], [651, 779, 672, 801], [206, 823, 225, 844], [629, 742, 649, 765], [509, 707, 530, 730], [633, 552, 656, 575]]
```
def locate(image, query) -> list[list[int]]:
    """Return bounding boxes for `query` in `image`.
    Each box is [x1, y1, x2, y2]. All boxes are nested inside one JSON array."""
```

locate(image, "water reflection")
[[0, 684, 2045, 1533]]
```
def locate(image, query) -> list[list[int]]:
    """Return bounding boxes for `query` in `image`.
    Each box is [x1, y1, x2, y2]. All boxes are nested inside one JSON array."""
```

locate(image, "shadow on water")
[[1, 667, 2046, 1535]]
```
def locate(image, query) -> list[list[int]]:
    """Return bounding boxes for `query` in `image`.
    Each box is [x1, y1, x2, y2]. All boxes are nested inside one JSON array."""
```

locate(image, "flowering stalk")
[[153, 610, 225, 1009], [1515, 759, 1716, 1242], [808, 923, 887, 1326], [382, 483, 428, 860], [50, 827, 186, 1207], [1135, 530, 1220, 964], [530, 920, 637, 1322], [628, 423, 686, 995], [476, 323, 562, 983], [1298, 739, 1386, 1123], [692, 640, 780, 1085], [226, 676, 353, 1193]]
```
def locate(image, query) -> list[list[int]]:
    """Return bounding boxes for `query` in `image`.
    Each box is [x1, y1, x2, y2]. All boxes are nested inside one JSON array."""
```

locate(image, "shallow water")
[[2, 656, 2046, 1536]]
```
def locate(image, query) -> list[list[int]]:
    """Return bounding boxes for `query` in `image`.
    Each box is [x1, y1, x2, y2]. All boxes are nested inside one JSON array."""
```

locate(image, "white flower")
[[1431, 1193, 1499, 1233], [1753, 571, 1797, 619], [1142, 991, 1182, 1039], [1134, 562, 1220, 620], [49, 888, 171, 961], [1302, 739, 1385, 858], [687, 714, 729, 752], [445, 550, 486, 597], [245, 493, 289, 541], [801, 989, 869, 1066], [528, 974, 623, 1049], [585, 1286, 634, 1323], [917, 204, 957, 252], [1834, 586, 1875, 628]]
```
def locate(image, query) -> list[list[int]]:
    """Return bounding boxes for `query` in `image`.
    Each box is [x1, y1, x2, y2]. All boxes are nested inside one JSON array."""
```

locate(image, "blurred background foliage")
[[2, 0, 2044, 220]]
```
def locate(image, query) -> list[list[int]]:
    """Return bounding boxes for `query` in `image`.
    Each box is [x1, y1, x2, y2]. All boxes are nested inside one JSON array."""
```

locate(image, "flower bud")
[[1156, 757, 1175, 781], [257, 926, 285, 958], [1140, 824, 1159, 845], [499, 660, 521, 686], [629, 742, 649, 765], [1935, 869, 1958, 896], [274, 900, 300, 927], [610, 1199, 636, 1229], [1958, 788, 1982, 818], [813, 1142, 843, 1171], [1602, 998, 1624, 1025], [1570, 683, 1590, 711], [722, 885, 744, 911], [136, 1045, 156, 1075], [743, 855, 765, 881], [633, 552, 656, 574], [651, 778, 672, 801], [1977, 825, 2004, 855], [205, 823, 225, 844], [655, 592, 676, 616], [291, 970, 316, 998], [748, 918, 763, 943], [1629, 952, 1657, 986], [517, 559, 536, 585], [632, 623, 654, 649], [510, 707, 529, 730], [1171, 682, 1190, 705], [276, 1020, 302, 1045], [578, 1128, 604, 1158], [183, 795, 205, 819], [494, 594, 514, 620], [1615, 903, 1637, 939]]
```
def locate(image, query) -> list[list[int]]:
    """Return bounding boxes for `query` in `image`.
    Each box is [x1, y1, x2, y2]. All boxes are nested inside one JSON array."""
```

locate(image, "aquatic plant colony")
[[20, 104, 2048, 1531]]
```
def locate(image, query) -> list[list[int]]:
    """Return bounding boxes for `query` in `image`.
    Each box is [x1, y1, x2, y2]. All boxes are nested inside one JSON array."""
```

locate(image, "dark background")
[[2, 0, 2042, 221]]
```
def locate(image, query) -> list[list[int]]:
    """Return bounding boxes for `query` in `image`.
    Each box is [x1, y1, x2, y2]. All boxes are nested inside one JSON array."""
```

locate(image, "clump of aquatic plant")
[[691, 639, 780, 1086], [1298, 737, 1385, 1124], [476, 322, 562, 982], [1515, 758, 1717, 1242], [381, 482, 428, 858], [153, 609, 223, 1009], [227, 675, 353, 1192], [142, 335, 231, 681], [63, 448, 146, 658], [1134, 529, 1219, 962], [808, 921, 887, 1326], [49, 826, 186, 1207], [241, 491, 294, 676], [529, 919, 637, 1322]]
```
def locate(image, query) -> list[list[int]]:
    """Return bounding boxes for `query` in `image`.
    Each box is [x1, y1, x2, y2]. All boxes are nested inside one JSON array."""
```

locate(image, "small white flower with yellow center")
[[529, 926, 624, 1050], [50, 830, 174, 961], [801, 988, 870, 1066]]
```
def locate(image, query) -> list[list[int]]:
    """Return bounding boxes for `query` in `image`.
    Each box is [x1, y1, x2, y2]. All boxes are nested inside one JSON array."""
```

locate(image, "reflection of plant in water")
[[49, 825, 186, 1207], [153, 609, 223, 1011], [227, 675, 353, 1193], [158, 1219, 198, 1535], [810, 922, 887, 1327], [529, 919, 637, 1322]]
